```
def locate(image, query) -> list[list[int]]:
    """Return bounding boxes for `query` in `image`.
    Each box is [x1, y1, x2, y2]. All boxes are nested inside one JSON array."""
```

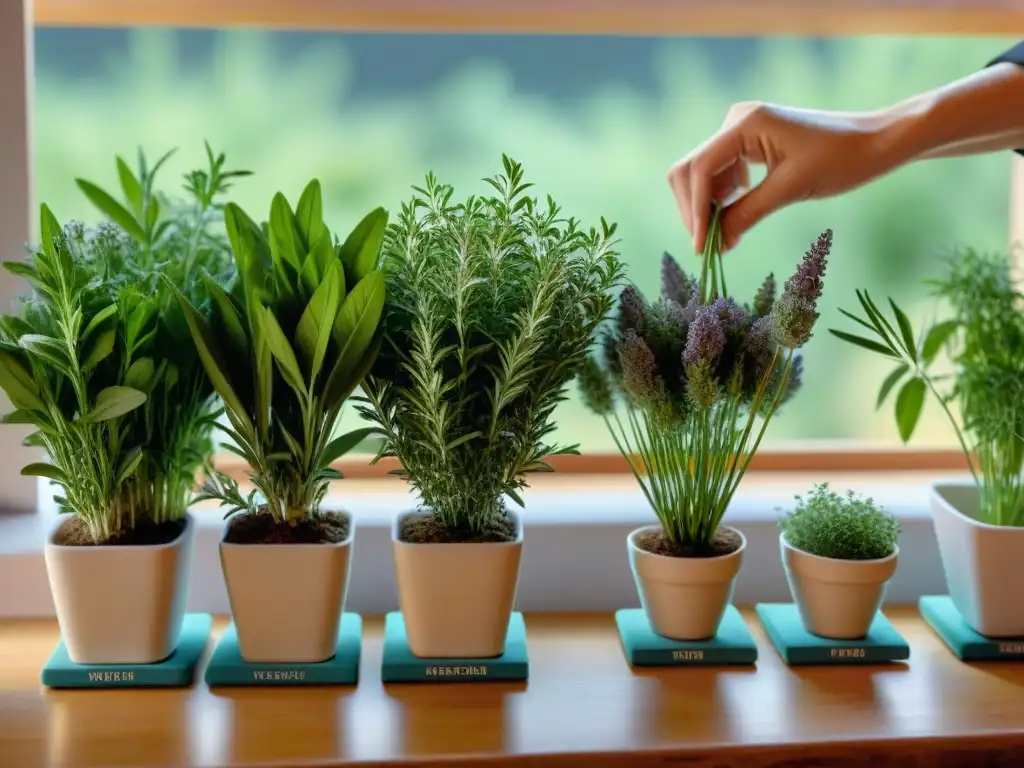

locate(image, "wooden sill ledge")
[[3, 607, 1024, 767]]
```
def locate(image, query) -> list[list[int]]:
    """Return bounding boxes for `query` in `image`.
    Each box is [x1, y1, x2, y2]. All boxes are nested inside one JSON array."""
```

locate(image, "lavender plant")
[[579, 207, 832, 555]]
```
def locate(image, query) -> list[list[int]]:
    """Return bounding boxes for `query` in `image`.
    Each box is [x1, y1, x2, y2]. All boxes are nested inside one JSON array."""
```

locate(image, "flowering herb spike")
[[579, 207, 833, 554]]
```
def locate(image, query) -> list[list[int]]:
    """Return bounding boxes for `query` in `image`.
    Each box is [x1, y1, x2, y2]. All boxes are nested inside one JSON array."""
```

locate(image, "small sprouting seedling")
[[779, 483, 900, 561]]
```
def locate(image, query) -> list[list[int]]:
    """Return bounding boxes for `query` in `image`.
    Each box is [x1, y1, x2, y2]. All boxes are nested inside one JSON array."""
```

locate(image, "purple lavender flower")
[[618, 285, 647, 336], [753, 273, 776, 318], [741, 315, 775, 383], [579, 355, 614, 415], [771, 230, 832, 349], [619, 329, 663, 407], [683, 304, 726, 368], [710, 297, 749, 336], [661, 253, 696, 307]]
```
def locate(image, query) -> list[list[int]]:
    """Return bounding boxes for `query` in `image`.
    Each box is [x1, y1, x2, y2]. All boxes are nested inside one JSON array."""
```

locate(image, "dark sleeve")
[[986, 43, 1024, 155]]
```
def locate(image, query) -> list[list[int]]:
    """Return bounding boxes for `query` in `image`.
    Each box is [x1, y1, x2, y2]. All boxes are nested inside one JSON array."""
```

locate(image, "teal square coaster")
[[41, 613, 212, 689], [615, 606, 757, 666], [756, 603, 909, 665], [381, 612, 529, 683], [920, 595, 1024, 661], [205, 613, 361, 686]]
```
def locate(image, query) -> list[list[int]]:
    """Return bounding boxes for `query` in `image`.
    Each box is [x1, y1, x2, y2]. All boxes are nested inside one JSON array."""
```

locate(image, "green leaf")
[[201, 272, 248, 355], [446, 431, 482, 451], [0, 351, 43, 411], [76, 179, 146, 242], [921, 320, 960, 366], [324, 331, 382, 410], [83, 327, 116, 372], [87, 386, 147, 422], [331, 270, 386, 369], [269, 192, 303, 273], [125, 357, 155, 391], [888, 299, 917, 362], [224, 203, 271, 306], [18, 334, 72, 375], [3, 261, 37, 282], [876, 363, 908, 410], [338, 207, 388, 285], [81, 303, 118, 342], [116, 157, 144, 217], [507, 488, 525, 508], [894, 377, 927, 444], [294, 179, 325, 250], [295, 260, 343, 383], [115, 446, 144, 485], [259, 306, 306, 398], [175, 292, 250, 428], [21, 462, 67, 484], [828, 329, 897, 359], [321, 426, 380, 466], [39, 204, 63, 263], [254, 323, 273, 442], [1, 409, 44, 427], [317, 468, 344, 480]]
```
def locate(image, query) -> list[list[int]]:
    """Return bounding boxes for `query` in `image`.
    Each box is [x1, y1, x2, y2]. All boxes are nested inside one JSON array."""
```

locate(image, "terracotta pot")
[[44, 513, 195, 664], [781, 533, 898, 640], [628, 524, 745, 641], [392, 508, 523, 658], [220, 514, 353, 663], [931, 481, 1024, 637]]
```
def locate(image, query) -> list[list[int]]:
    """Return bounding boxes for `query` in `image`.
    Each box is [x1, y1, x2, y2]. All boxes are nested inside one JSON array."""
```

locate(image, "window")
[[0, 0, 1017, 615]]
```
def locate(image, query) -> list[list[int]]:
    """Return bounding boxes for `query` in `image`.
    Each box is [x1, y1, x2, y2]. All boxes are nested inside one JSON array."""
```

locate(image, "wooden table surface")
[[3, 607, 1024, 767]]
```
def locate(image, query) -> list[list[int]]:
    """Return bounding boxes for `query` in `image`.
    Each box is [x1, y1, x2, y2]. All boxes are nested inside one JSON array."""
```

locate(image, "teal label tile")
[[381, 612, 529, 683], [205, 613, 361, 687], [920, 595, 1024, 661], [755, 603, 909, 665], [41, 613, 212, 689], [615, 606, 758, 666]]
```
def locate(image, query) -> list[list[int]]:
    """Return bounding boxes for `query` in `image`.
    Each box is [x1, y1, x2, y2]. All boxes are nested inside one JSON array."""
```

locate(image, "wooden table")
[[3, 607, 1024, 767]]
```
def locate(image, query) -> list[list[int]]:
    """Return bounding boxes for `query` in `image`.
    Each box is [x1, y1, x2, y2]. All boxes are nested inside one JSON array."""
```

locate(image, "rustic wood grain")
[[3, 607, 1024, 766], [31, 0, 1024, 36]]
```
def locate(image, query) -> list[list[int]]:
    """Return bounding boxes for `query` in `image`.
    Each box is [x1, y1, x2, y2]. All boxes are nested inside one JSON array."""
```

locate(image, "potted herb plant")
[[0, 146, 244, 663], [580, 208, 832, 640], [830, 248, 1024, 636], [778, 483, 900, 639], [356, 156, 624, 658], [180, 180, 387, 662]]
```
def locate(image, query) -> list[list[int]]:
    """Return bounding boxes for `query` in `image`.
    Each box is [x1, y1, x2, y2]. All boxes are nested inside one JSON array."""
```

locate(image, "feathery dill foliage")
[[830, 248, 1024, 526], [580, 207, 832, 554], [181, 180, 387, 524], [357, 156, 625, 536], [780, 483, 899, 560], [0, 145, 247, 543]]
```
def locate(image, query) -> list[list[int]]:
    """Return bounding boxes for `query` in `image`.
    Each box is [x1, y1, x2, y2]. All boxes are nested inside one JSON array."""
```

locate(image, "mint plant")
[[830, 248, 1024, 526], [0, 145, 245, 544], [179, 180, 387, 530], [357, 156, 624, 541], [780, 483, 899, 560], [580, 207, 832, 555]]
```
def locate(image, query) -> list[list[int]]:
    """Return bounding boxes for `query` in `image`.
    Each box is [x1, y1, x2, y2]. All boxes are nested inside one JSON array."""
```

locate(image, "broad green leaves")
[[339, 208, 388, 286], [88, 386, 147, 422], [295, 260, 343, 383]]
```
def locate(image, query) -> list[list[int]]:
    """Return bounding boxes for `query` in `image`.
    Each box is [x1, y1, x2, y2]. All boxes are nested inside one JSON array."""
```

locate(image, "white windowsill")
[[0, 474, 964, 618]]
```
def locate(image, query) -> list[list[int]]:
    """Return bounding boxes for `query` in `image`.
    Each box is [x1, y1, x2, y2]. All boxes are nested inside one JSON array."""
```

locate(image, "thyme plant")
[[180, 180, 387, 525], [580, 208, 832, 555], [357, 156, 624, 539], [780, 483, 899, 561], [830, 248, 1024, 526], [0, 145, 245, 543]]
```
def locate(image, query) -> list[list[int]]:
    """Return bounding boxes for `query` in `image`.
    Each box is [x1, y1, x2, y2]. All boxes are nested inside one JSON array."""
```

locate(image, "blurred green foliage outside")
[[32, 29, 1018, 451]]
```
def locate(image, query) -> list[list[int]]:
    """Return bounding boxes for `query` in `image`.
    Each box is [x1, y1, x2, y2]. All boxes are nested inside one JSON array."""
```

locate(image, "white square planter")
[[220, 516, 354, 663], [44, 513, 195, 664], [931, 481, 1024, 637], [392, 508, 523, 658]]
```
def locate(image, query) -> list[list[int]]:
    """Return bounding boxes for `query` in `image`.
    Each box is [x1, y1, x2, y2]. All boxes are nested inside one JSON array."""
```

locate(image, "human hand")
[[667, 101, 903, 253]]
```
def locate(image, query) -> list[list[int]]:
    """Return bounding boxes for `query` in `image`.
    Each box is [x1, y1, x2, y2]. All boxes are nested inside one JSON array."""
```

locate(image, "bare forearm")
[[871, 62, 1024, 165]]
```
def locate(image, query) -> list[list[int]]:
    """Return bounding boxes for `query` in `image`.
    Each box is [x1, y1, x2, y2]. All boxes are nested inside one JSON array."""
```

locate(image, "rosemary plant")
[[780, 483, 899, 561], [0, 145, 245, 544], [357, 156, 624, 541], [180, 180, 387, 529], [829, 248, 1024, 526], [580, 208, 832, 555]]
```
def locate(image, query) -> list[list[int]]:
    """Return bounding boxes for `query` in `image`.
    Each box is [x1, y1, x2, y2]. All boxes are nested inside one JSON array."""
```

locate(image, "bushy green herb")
[[180, 180, 387, 523], [829, 248, 1024, 526], [0, 145, 246, 542], [780, 483, 899, 560], [356, 156, 624, 536], [580, 208, 832, 553]]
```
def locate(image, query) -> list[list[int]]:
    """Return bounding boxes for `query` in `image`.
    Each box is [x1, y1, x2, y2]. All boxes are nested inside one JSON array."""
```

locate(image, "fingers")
[[720, 163, 798, 250]]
